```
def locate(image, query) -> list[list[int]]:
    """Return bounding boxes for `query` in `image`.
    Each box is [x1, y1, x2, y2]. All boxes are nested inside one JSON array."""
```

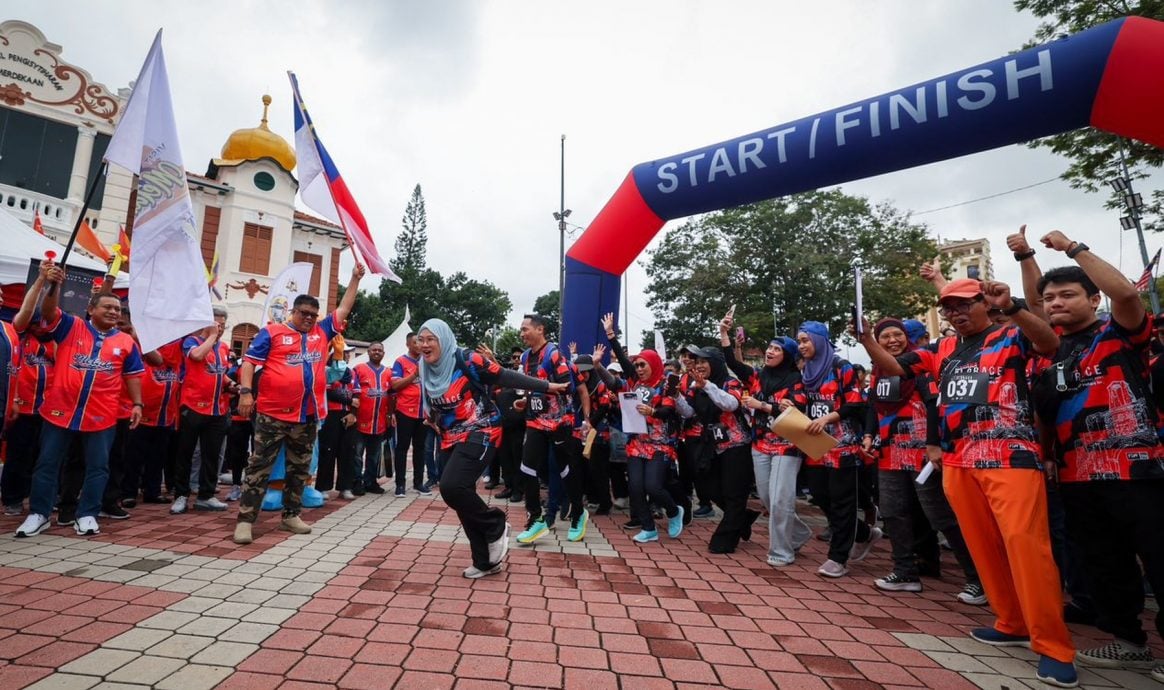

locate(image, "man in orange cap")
[[858, 277, 1078, 688]]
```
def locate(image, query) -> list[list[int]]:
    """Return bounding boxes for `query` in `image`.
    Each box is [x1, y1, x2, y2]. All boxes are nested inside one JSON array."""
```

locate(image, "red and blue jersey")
[[1048, 315, 1164, 483], [521, 343, 575, 432], [325, 365, 357, 413], [0, 321, 21, 424], [39, 311, 144, 432], [13, 334, 49, 416], [868, 371, 935, 472], [353, 362, 393, 435], [623, 382, 678, 462], [391, 354, 422, 418], [898, 325, 1042, 471], [245, 315, 338, 423], [426, 350, 504, 450], [803, 358, 864, 469], [141, 341, 184, 428], [746, 373, 807, 457], [181, 336, 231, 416]]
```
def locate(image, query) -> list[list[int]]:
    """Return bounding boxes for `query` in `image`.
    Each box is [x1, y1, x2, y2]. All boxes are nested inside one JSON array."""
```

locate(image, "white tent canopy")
[[0, 206, 129, 288], [350, 306, 412, 367]]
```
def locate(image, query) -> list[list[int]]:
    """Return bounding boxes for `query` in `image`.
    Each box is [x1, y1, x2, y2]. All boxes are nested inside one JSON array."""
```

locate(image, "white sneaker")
[[169, 496, 188, 514], [15, 513, 50, 538], [341, 490, 356, 500], [4, 502, 24, 517], [463, 564, 502, 579], [226, 485, 242, 502], [194, 497, 228, 511], [817, 559, 849, 578], [74, 516, 100, 536], [218, 472, 233, 485], [488, 524, 511, 566], [612, 497, 628, 510], [849, 527, 883, 563]]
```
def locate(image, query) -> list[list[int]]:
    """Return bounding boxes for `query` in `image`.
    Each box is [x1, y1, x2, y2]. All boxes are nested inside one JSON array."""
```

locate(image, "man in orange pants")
[[859, 277, 1077, 688]]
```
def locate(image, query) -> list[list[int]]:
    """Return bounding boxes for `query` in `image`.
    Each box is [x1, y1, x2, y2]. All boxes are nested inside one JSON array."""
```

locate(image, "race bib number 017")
[[941, 372, 989, 405], [872, 376, 901, 402]]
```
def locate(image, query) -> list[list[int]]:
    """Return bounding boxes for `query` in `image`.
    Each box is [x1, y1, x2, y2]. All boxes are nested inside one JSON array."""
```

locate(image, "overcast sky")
[[13, 1, 1161, 351]]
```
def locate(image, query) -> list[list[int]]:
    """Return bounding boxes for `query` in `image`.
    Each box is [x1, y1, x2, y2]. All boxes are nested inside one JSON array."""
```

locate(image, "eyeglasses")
[[295, 309, 320, 319], [938, 296, 984, 317], [633, 362, 649, 369]]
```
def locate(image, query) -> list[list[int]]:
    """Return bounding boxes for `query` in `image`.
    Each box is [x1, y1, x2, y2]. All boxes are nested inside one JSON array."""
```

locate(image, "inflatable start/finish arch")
[[562, 16, 1164, 351]]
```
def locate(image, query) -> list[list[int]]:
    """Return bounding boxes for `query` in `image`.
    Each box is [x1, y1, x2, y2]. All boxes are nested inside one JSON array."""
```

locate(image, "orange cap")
[[939, 278, 983, 301]]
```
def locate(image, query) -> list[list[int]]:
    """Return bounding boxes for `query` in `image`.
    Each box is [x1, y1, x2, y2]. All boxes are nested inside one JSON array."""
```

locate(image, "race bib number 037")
[[941, 372, 989, 405]]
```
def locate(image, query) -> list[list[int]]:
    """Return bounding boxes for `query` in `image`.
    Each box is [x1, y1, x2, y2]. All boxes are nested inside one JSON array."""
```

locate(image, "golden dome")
[[220, 95, 296, 172]]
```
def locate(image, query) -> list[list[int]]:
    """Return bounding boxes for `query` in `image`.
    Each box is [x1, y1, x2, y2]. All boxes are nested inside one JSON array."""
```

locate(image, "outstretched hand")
[[600, 312, 616, 336], [1006, 224, 1032, 254]]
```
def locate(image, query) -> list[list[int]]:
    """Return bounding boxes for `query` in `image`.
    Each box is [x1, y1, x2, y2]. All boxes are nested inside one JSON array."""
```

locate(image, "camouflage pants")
[[237, 413, 318, 523]]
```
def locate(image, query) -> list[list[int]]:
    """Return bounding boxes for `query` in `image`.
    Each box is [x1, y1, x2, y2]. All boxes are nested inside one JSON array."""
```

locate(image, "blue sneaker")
[[516, 517, 548, 545], [567, 509, 588, 542], [693, 505, 714, 518], [632, 530, 658, 543], [1036, 656, 1078, 688], [970, 627, 1031, 647], [667, 506, 684, 539]]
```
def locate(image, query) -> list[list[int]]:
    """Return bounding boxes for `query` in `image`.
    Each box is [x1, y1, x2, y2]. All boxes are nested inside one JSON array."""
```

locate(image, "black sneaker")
[[509, 491, 524, 503], [365, 484, 386, 495], [121, 498, 137, 509], [141, 495, 168, 504], [622, 518, 641, 530], [351, 486, 366, 497], [495, 488, 513, 500], [57, 507, 76, 527], [99, 504, 130, 520]]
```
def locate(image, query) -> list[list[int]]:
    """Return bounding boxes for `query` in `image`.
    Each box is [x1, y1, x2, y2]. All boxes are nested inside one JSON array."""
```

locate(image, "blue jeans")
[[753, 451, 812, 564], [424, 428, 439, 486], [354, 432, 384, 488], [31, 424, 116, 519]]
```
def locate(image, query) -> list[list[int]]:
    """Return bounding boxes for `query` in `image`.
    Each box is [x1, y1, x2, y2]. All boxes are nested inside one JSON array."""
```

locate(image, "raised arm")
[[718, 314, 755, 383], [1007, 225, 1047, 321], [601, 313, 636, 382], [855, 317, 906, 377], [1042, 229, 1144, 331], [13, 261, 53, 332], [334, 263, 366, 325], [983, 280, 1059, 356]]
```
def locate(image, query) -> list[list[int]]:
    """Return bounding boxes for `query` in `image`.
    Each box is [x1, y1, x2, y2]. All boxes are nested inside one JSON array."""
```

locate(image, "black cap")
[[573, 354, 594, 372], [680, 344, 702, 356]]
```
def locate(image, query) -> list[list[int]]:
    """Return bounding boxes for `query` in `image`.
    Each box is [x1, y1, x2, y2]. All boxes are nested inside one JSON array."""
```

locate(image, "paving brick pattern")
[[0, 478, 1160, 689]]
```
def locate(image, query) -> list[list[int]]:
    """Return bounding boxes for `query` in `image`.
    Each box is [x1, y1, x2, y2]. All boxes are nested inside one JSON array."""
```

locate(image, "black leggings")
[[706, 445, 757, 552], [439, 439, 508, 569]]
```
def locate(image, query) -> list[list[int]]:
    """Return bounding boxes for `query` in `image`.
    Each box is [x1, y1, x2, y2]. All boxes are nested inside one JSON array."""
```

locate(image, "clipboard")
[[618, 392, 649, 434], [770, 406, 839, 461], [582, 428, 598, 459]]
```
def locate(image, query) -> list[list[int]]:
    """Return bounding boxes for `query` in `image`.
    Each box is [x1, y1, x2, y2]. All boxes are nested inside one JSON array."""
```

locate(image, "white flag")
[[654, 329, 667, 357], [104, 30, 212, 353], [262, 262, 316, 326]]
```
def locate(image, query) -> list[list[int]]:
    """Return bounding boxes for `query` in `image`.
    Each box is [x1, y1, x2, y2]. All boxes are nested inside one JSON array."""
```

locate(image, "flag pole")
[[46, 161, 108, 296]]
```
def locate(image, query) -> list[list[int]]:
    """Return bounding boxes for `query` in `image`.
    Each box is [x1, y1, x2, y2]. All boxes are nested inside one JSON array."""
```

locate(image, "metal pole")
[[558, 134, 566, 339], [1118, 140, 1160, 314]]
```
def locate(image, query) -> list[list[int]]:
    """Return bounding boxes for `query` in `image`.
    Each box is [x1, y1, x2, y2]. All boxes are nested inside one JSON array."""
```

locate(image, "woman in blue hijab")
[[416, 319, 565, 578], [797, 321, 881, 579]]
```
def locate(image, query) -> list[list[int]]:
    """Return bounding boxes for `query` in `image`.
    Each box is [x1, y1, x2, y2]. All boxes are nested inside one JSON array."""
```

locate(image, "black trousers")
[[497, 423, 524, 492], [521, 427, 584, 521], [225, 419, 253, 486], [810, 464, 871, 564], [586, 439, 613, 510], [680, 439, 713, 508], [0, 414, 41, 506], [317, 410, 358, 492], [173, 409, 228, 499], [394, 413, 428, 490], [122, 425, 174, 500], [1061, 479, 1164, 646], [706, 445, 758, 552], [439, 438, 508, 569], [627, 455, 677, 533]]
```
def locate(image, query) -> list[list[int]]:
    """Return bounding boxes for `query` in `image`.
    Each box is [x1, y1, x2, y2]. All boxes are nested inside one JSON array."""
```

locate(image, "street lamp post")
[[552, 134, 571, 338], [1112, 139, 1160, 315]]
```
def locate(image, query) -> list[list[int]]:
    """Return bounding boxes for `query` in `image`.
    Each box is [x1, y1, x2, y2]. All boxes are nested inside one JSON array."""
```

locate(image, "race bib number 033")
[[941, 372, 989, 405]]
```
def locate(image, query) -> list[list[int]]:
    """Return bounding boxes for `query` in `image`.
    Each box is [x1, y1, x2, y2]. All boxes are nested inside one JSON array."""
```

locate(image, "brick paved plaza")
[[0, 480, 1160, 689]]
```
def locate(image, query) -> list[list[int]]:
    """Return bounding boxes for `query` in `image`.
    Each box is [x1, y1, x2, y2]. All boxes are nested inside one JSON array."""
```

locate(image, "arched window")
[[231, 323, 260, 357]]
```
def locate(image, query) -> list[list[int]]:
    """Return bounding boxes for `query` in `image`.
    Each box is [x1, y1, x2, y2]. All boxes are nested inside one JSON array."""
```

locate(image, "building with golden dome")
[[0, 20, 349, 354]]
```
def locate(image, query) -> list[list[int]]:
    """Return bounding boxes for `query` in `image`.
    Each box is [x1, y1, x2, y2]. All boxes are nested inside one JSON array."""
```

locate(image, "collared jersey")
[[746, 370, 807, 457], [898, 325, 1042, 470], [245, 315, 338, 423], [13, 334, 49, 416], [803, 357, 864, 469], [521, 343, 575, 432], [426, 349, 504, 450], [181, 336, 231, 416], [141, 341, 184, 428], [353, 362, 394, 435], [39, 311, 144, 432], [392, 354, 422, 418], [1047, 315, 1164, 482], [0, 321, 21, 424]]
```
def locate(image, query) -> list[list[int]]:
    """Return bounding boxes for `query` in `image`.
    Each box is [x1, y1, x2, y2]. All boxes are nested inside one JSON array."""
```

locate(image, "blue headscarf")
[[903, 319, 928, 345], [418, 318, 457, 416], [769, 336, 798, 362], [798, 321, 835, 392]]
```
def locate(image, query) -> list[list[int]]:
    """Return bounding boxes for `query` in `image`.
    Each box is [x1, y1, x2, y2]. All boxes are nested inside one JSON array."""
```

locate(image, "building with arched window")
[[0, 20, 350, 344]]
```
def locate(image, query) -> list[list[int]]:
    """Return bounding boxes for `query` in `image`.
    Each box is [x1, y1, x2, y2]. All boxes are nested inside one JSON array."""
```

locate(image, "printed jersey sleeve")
[[391, 359, 405, 378], [897, 348, 938, 381], [1113, 312, 1153, 348], [181, 335, 202, 358], [837, 361, 862, 405], [245, 328, 273, 364], [469, 351, 504, 383], [44, 310, 75, 344], [123, 343, 145, 376], [319, 314, 339, 341], [549, 349, 572, 385]]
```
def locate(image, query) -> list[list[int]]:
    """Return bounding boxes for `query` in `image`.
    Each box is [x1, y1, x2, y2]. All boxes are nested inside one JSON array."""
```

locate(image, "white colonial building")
[[0, 20, 349, 354]]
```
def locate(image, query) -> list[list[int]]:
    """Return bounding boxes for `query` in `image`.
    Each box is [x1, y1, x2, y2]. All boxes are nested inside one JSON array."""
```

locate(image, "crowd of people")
[[1, 225, 1163, 689]]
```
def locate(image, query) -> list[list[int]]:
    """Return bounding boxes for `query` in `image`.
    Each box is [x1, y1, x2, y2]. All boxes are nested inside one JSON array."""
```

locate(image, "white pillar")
[[67, 125, 97, 202]]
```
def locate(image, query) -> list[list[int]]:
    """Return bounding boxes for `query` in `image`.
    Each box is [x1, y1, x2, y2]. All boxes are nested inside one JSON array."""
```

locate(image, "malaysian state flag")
[[1135, 248, 1161, 292], [289, 72, 400, 283]]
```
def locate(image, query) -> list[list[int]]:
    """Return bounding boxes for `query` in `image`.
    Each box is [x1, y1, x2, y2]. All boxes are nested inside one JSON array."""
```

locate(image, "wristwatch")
[[1002, 298, 1028, 316], [1066, 242, 1089, 259], [238, 387, 253, 395], [1013, 249, 1036, 261], [132, 402, 144, 409]]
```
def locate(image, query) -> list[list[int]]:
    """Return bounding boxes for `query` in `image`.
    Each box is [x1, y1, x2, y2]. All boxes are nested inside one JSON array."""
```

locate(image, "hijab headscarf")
[[418, 318, 458, 416], [698, 347, 729, 387], [631, 349, 664, 388], [871, 317, 918, 415], [903, 319, 928, 345], [798, 321, 835, 392], [693, 347, 732, 423], [759, 337, 801, 399]]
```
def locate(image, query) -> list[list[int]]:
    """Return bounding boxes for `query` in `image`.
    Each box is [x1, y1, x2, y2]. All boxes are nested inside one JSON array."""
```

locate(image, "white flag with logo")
[[103, 30, 212, 353], [262, 262, 315, 326], [654, 329, 667, 358]]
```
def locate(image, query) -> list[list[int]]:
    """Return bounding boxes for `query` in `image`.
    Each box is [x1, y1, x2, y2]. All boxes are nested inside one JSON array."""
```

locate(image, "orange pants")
[[943, 467, 1074, 663]]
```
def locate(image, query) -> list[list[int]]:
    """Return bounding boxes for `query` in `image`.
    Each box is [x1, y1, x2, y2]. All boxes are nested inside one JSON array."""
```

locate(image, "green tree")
[[393, 184, 428, 275], [643, 190, 937, 349], [1014, 0, 1164, 230], [531, 290, 560, 339], [441, 271, 513, 345]]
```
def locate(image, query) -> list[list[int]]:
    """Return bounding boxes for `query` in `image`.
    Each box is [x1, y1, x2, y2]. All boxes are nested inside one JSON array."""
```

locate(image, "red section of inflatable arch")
[[1090, 17, 1164, 148], [566, 171, 664, 276]]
